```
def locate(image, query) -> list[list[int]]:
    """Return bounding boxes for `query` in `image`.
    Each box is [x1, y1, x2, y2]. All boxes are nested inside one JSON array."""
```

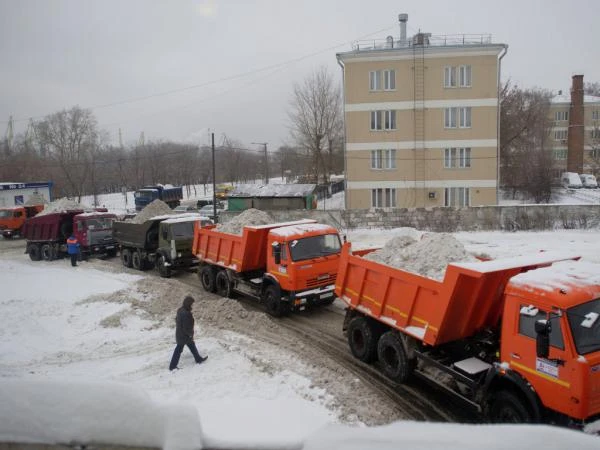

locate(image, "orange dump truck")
[[337, 242, 600, 426], [0, 204, 44, 238], [192, 219, 342, 316]]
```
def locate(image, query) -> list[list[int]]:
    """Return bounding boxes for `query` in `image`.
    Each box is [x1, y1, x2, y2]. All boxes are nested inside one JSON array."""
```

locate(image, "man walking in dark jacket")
[[169, 295, 207, 371]]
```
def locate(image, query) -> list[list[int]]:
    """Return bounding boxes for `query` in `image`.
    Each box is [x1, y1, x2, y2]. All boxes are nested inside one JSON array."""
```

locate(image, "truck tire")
[[347, 317, 379, 363], [488, 391, 532, 423], [199, 266, 217, 293], [377, 331, 415, 383], [215, 270, 233, 298], [132, 250, 144, 271], [264, 285, 289, 317], [28, 243, 41, 261], [106, 248, 117, 258], [157, 254, 171, 278], [41, 243, 55, 261], [121, 248, 133, 268]]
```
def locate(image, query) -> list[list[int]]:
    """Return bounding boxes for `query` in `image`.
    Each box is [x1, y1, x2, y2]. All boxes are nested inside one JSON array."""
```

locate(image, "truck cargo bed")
[[336, 243, 579, 346], [112, 219, 161, 250]]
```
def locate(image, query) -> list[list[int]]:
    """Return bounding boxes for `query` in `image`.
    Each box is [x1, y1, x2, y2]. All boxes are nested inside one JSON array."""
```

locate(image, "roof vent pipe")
[[398, 13, 408, 43]]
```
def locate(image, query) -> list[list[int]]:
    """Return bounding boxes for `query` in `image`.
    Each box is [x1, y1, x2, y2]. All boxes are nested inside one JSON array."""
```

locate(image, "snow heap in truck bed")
[[364, 232, 477, 281], [129, 200, 174, 224], [36, 198, 88, 216], [217, 208, 274, 235]]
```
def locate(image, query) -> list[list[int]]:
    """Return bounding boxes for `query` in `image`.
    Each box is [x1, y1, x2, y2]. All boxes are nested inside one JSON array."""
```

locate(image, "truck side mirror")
[[272, 242, 281, 265], [535, 319, 550, 359]]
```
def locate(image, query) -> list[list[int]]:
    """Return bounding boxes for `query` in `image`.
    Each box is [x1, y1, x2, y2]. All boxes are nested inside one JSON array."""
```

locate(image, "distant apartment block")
[[336, 14, 507, 209], [548, 75, 600, 182]]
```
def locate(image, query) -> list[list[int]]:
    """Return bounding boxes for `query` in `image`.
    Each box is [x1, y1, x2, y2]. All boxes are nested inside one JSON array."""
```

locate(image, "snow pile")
[[365, 233, 477, 280], [130, 199, 173, 223], [217, 208, 274, 235], [36, 198, 87, 216]]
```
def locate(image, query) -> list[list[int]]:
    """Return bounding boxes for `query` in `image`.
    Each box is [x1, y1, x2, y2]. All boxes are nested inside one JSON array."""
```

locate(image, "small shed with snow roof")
[[227, 184, 318, 211]]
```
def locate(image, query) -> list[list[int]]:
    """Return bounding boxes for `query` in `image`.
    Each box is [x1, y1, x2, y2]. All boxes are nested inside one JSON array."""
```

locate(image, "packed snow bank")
[[36, 198, 88, 216], [0, 379, 203, 450], [365, 232, 477, 280], [217, 208, 274, 235], [302, 421, 600, 450]]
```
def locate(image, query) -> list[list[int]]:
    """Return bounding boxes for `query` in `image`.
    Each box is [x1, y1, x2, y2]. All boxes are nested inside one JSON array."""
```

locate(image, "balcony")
[[351, 33, 494, 52]]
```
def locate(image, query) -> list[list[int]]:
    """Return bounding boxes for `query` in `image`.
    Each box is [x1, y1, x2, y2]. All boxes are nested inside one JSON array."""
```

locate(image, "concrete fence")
[[220, 204, 600, 232]]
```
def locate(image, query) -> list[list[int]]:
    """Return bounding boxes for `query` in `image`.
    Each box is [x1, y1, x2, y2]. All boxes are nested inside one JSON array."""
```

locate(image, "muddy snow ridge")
[[128, 199, 174, 224], [217, 208, 275, 235]]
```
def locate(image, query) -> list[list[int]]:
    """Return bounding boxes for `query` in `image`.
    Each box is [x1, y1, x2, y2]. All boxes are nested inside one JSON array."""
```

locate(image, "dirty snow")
[[36, 197, 88, 216], [130, 199, 174, 223], [217, 208, 274, 234], [365, 232, 477, 280]]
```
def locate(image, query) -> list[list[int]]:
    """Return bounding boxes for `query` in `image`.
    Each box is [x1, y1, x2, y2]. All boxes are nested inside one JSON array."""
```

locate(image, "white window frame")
[[383, 69, 396, 90], [444, 107, 457, 128], [371, 149, 396, 170], [444, 148, 471, 168], [384, 110, 396, 130], [372, 188, 397, 208], [459, 107, 472, 128], [555, 110, 569, 121], [444, 187, 470, 207], [444, 148, 457, 168], [370, 110, 382, 130], [553, 149, 568, 160], [459, 65, 472, 87], [444, 66, 456, 88], [593, 110, 599, 120], [369, 70, 381, 91], [591, 128, 600, 139], [554, 129, 568, 141], [459, 147, 471, 168]]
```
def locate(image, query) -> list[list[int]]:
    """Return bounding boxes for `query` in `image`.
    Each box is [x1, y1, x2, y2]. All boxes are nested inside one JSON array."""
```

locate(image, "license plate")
[[320, 292, 333, 299]]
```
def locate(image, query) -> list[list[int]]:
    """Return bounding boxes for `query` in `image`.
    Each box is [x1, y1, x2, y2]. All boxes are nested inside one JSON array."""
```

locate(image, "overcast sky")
[[1, 0, 599, 152]]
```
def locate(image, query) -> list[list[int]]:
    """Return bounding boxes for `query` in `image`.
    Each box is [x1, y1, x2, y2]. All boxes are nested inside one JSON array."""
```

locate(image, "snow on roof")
[[452, 250, 580, 273], [551, 94, 600, 104], [147, 212, 200, 222], [162, 214, 211, 224], [246, 219, 317, 230], [0, 379, 203, 450], [76, 212, 115, 218], [270, 223, 337, 238], [229, 184, 317, 198], [508, 259, 600, 294]]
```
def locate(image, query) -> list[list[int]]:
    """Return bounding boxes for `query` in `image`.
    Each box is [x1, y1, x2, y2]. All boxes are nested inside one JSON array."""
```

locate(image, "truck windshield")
[[171, 222, 195, 239], [289, 233, 341, 262], [134, 190, 155, 200], [0, 210, 12, 218], [568, 298, 600, 355], [85, 217, 114, 230]]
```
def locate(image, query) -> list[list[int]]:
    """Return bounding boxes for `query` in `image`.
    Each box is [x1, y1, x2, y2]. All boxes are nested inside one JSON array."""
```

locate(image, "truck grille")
[[306, 273, 336, 287]]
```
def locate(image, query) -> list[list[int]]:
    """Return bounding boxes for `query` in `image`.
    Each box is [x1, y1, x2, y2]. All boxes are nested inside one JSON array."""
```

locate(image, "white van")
[[579, 173, 598, 188], [561, 172, 583, 189]]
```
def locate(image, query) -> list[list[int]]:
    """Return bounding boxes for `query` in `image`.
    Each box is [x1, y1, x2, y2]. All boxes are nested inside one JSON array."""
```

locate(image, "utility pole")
[[211, 133, 217, 222], [252, 142, 268, 184]]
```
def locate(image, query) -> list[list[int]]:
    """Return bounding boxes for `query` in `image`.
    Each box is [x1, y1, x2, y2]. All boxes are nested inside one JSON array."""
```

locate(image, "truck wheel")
[[121, 248, 133, 268], [377, 331, 415, 383], [28, 243, 41, 261], [264, 285, 289, 317], [132, 250, 144, 271], [488, 391, 532, 423], [199, 266, 217, 293], [215, 270, 233, 298], [347, 317, 379, 363], [157, 254, 171, 278], [106, 249, 117, 258], [41, 244, 55, 261]]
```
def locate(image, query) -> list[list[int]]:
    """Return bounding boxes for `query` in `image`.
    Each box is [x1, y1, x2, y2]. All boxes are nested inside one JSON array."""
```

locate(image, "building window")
[[554, 129, 568, 141], [444, 66, 456, 88], [372, 188, 397, 208], [371, 149, 396, 169], [384, 70, 396, 90], [459, 65, 472, 87], [369, 71, 381, 91], [590, 148, 600, 159], [593, 110, 599, 120], [444, 107, 457, 128], [384, 110, 396, 130], [591, 129, 600, 139], [444, 187, 470, 207], [370, 111, 382, 130], [371, 110, 395, 131], [459, 107, 472, 128], [444, 148, 471, 168], [553, 149, 568, 160], [555, 110, 569, 121]]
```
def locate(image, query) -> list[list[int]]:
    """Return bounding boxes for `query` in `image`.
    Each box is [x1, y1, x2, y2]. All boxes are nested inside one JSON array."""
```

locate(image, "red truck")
[[22, 210, 118, 261], [336, 242, 600, 426], [0, 204, 44, 238], [192, 219, 342, 316]]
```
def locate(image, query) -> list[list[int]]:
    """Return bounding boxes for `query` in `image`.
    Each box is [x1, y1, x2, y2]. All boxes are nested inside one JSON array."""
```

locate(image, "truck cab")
[[501, 261, 600, 425], [73, 212, 118, 258], [0, 205, 44, 238]]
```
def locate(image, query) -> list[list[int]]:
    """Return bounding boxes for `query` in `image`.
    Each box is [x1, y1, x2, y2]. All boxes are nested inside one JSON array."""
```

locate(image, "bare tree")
[[288, 66, 343, 184], [500, 82, 554, 202], [584, 82, 600, 97]]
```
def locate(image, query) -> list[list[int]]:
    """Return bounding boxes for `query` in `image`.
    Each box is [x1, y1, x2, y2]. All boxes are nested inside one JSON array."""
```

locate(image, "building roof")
[[229, 184, 316, 198], [551, 94, 600, 104]]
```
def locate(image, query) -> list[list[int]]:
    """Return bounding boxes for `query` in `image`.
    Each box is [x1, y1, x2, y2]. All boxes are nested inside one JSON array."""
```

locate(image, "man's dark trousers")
[[169, 341, 202, 370]]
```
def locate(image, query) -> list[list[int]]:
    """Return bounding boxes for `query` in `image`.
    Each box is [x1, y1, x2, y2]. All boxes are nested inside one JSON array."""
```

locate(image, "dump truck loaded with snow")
[[22, 210, 117, 261], [192, 219, 342, 316], [336, 242, 600, 426], [134, 185, 183, 211]]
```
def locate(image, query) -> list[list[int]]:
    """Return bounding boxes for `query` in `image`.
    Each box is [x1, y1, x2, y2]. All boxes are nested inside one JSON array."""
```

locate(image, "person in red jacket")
[[66, 234, 80, 267], [169, 296, 207, 371]]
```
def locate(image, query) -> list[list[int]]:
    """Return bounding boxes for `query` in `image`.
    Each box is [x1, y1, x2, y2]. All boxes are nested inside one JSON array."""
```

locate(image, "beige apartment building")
[[548, 79, 600, 182], [336, 15, 507, 209]]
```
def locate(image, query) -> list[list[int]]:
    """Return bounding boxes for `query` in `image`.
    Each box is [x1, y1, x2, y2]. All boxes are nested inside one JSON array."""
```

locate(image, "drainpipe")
[[336, 55, 348, 211], [496, 44, 508, 205]]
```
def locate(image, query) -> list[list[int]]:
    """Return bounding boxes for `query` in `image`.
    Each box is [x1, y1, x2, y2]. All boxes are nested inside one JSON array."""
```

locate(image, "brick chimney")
[[567, 74, 584, 173]]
